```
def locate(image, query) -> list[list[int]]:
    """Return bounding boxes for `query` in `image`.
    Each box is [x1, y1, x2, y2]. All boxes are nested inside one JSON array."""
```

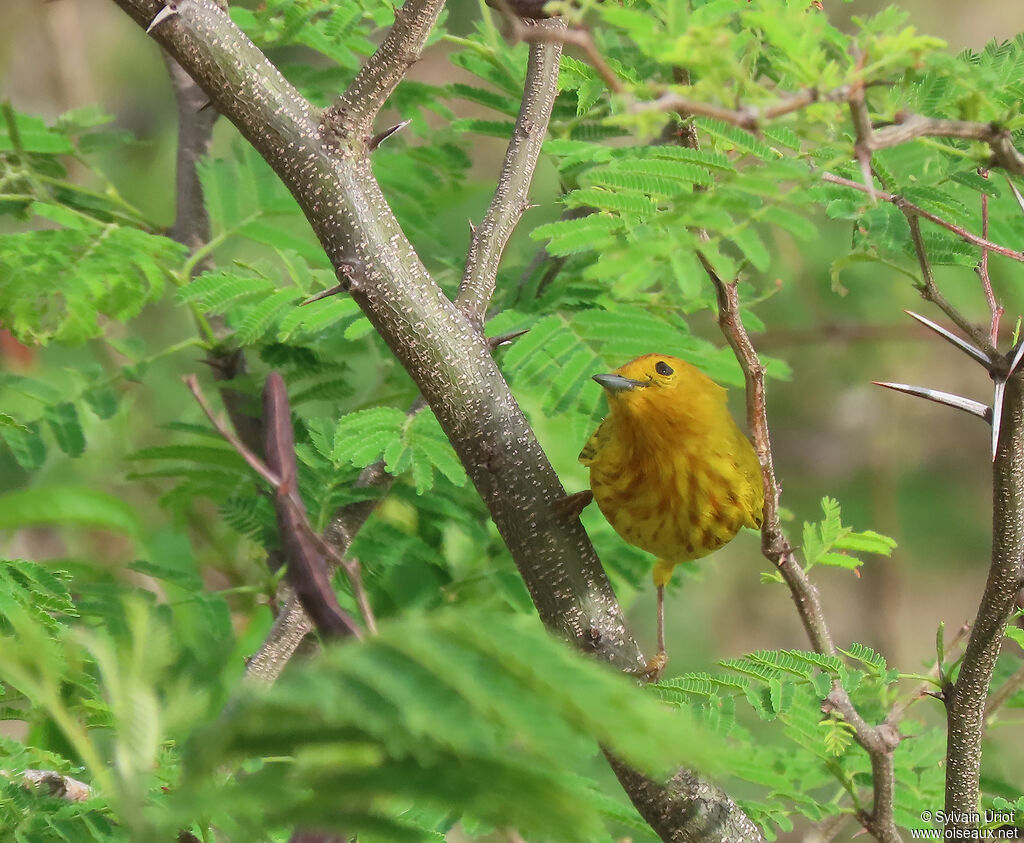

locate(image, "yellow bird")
[[579, 353, 764, 678]]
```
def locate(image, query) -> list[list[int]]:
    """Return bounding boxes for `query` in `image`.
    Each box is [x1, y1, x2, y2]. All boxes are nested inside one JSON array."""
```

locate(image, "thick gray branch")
[[458, 17, 565, 328], [121, 1, 759, 837], [945, 374, 1024, 822]]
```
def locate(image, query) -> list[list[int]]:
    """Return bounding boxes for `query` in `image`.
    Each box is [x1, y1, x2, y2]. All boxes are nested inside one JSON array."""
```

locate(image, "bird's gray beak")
[[593, 373, 647, 393]]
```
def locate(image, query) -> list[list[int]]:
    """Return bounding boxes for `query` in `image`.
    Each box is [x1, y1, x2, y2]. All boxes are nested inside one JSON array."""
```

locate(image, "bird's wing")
[[578, 419, 611, 465]]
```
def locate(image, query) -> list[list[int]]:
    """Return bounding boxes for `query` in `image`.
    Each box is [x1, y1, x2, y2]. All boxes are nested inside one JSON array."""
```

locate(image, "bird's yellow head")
[[592, 353, 727, 428]]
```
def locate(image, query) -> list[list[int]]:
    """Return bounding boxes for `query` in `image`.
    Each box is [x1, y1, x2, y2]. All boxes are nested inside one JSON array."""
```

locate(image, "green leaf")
[[177, 270, 276, 314], [697, 118, 774, 159], [565, 187, 658, 218], [43, 402, 86, 458], [839, 642, 888, 676], [81, 384, 120, 420], [802, 497, 896, 572], [0, 487, 140, 536], [186, 611, 728, 840], [2, 422, 47, 471], [332, 407, 408, 468], [0, 109, 74, 154], [234, 289, 304, 345]]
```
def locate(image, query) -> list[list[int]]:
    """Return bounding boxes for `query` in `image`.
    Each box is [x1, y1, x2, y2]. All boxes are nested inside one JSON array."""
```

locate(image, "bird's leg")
[[641, 584, 668, 681], [551, 489, 594, 519], [641, 561, 673, 681]]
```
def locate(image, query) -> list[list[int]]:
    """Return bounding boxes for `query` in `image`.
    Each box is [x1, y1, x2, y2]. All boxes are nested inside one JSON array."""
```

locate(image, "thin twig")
[[846, 52, 877, 201], [985, 661, 1024, 720], [629, 82, 887, 131], [975, 171, 1003, 347], [326, 0, 446, 144], [708, 265, 901, 843], [871, 115, 1024, 175], [262, 373, 378, 635], [820, 172, 1024, 265], [886, 621, 971, 726], [458, 16, 566, 328]]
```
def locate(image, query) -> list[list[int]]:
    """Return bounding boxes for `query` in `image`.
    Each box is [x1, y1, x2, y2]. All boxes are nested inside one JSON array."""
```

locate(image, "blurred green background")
[[2, 0, 1023, 831]]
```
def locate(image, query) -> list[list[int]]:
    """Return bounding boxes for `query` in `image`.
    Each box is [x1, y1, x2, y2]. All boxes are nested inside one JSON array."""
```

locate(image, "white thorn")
[[1006, 176, 1024, 218], [904, 310, 990, 368], [873, 381, 991, 423], [1007, 341, 1024, 378], [992, 378, 1006, 462], [147, 3, 178, 34]]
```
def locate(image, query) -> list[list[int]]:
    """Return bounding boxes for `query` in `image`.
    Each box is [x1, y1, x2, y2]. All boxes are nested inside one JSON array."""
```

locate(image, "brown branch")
[[325, 0, 445, 145], [262, 372, 371, 640], [629, 83, 882, 131], [184, 373, 369, 640], [708, 266, 900, 843], [871, 114, 1024, 175], [945, 374, 1024, 824], [975, 172, 1003, 348], [162, 41, 264, 456], [458, 17, 565, 328], [16, 770, 92, 803], [847, 71, 877, 201], [507, 18, 626, 96]]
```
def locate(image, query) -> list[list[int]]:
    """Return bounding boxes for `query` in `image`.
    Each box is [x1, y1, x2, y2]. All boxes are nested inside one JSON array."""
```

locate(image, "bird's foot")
[[551, 489, 594, 520], [643, 651, 668, 682], [628, 651, 667, 683]]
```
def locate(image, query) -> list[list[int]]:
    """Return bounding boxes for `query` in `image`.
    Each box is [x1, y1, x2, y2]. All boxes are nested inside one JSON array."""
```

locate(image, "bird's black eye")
[[655, 361, 673, 376]]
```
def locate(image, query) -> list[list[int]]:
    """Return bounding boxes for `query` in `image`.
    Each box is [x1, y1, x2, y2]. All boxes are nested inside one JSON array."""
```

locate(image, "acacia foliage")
[[1, 0, 1023, 840]]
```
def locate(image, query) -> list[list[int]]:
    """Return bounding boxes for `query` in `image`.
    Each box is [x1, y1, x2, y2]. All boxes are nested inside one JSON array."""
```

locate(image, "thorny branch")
[[458, 16, 566, 328], [945, 372, 1024, 822], [251, 13, 567, 676], [127, 1, 770, 838], [506, 17, 625, 95], [707, 265, 901, 843], [325, 0, 446, 145]]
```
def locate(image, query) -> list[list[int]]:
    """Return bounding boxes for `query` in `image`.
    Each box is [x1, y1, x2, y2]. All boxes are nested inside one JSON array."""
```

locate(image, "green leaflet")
[[0, 487, 140, 537], [0, 225, 183, 346], [184, 610, 727, 841], [320, 407, 467, 494], [802, 497, 897, 573]]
